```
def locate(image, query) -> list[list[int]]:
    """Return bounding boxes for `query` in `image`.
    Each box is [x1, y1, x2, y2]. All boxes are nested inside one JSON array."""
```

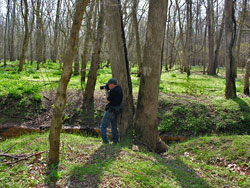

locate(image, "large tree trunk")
[[51, 0, 61, 63], [48, 0, 90, 166], [207, 0, 216, 75], [243, 59, 249, 96], [135, 0, 168, 153], [224, 0, 236, 99], [83, 0, 104, 119], [35, 0, 43, 70], [104, 0, 134, 139]]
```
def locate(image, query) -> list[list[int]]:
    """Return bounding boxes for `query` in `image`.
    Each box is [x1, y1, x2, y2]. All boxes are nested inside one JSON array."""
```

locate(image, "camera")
[[100, 83, 109, 90]]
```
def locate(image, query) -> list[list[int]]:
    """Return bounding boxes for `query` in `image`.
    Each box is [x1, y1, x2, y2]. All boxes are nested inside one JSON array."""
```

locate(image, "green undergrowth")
[[0, 133, 250, 187], [1, 61, 249, 135], [158, 95, 250, 136]]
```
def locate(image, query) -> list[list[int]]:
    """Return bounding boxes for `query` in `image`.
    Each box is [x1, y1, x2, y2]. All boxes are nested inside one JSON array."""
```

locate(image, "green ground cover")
[[0, 133, 249, 187], [0, 61, 249, 135]]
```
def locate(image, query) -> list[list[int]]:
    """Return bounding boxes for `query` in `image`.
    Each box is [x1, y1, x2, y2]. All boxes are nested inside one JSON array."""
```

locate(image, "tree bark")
[[3, 0, 10, 66], [235, 0, 247, 77], [131, 0, 142, 77], [10, 0, 16, 61], [135, 0, 168, 153], [224, 0, 236, 99], [51, 0, 61, 63], [35, 0, 43, 70], [104, 0, 134, 139], [176, 0, 190, 76], [243, 59, 249, 96], [213, 14, 225, 71], [207, 0, 216, 75], [80, 2, 94, 92], [19, 0, 34, 72], [48, 0, 90, 166], [83, 0, 104, 120]]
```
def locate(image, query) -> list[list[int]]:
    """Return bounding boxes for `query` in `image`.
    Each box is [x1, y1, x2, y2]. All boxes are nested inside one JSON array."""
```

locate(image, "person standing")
[[100, 78, 123, 144]]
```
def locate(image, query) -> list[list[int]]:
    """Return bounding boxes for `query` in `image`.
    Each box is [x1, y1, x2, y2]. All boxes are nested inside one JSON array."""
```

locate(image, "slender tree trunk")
[[131, 0, 142, 76], [135, 0, 168, 153], [83, 0, 104, 119], [10, 0, 16, 61], [51, 0, 61, 63], [213, 14, 225, 71], [207, 0, 216, 75], [176, 0, 190, 76], [35, 0, 43, 70], [186, 0, 192, 75], [4, 0, 10, 66], [48, 0, 90, 166], [19, 0, 34, 72], [225, 0, 236, 99], [80, 2, 94, 92], [243, 59, 250, 96], [164, 0, 172, 71], [104, 0, 134, 139], [235, 0, 247, 77]]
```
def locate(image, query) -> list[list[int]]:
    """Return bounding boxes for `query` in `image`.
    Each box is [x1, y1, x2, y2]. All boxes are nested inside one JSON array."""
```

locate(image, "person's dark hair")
[[107, 78, 118, 85]]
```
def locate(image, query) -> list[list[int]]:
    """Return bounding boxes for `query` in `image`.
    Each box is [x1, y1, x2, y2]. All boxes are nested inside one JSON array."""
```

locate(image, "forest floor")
[[1, 133, 250, 188]]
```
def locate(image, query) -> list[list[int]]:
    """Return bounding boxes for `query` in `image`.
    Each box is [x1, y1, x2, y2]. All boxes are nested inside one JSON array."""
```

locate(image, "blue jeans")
[[100, 110, 119, 144]]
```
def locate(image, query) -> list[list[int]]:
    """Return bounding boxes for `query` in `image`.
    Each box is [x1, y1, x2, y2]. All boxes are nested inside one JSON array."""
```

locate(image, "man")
[[100, 78, 123, 144]]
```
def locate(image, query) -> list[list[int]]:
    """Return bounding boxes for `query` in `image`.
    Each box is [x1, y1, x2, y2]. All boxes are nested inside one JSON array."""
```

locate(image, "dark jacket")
[[106, 85, 123, 113]]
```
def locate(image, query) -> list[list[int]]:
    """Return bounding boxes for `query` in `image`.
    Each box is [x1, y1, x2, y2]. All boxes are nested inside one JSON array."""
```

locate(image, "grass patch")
[[1, 133, 250, 187]]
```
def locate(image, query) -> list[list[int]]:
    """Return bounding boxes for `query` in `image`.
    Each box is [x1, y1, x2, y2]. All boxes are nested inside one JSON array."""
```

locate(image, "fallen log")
[[0, 126, 188, 142]]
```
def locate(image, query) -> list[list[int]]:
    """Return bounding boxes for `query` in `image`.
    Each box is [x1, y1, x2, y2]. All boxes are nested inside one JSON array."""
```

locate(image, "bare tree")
[[51, 0, 61, 63], [207, 0, 216, 75], [35, 0, 43, 70], [135, 0, 168, 153], [48, 0, 90, 166], [3, 0, 10, 66], [235, 0, 248, 77], [224, 0, 236, 99], [131, 0, 142, 76], [83, 0, 105, 119], [10, 0, 16, 61], [18, 0, 34, 72]]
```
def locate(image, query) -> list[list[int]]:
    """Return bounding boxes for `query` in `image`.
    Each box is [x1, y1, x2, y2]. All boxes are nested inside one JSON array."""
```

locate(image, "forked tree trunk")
[[243, 59, 249, 96], [224, 0, 236, 99], [83, 0, 104, 119], [135, 0, 168, 153], [48, 0, 90, 166], [104, 0, 134, 139]]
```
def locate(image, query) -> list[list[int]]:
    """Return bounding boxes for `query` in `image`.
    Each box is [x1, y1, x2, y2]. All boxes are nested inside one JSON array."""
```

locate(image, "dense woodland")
[[0, 0, 250, 172]]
